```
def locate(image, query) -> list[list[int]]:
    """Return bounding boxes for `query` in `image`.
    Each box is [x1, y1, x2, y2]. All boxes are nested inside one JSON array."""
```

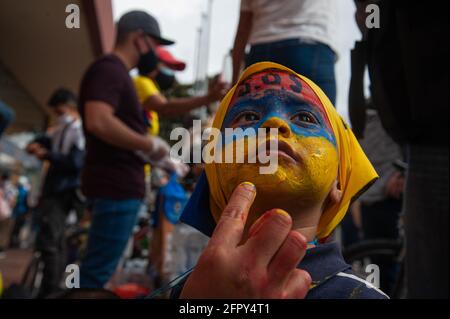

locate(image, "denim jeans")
[[246, 38, 337, 105], [80, 198, 142, 288]]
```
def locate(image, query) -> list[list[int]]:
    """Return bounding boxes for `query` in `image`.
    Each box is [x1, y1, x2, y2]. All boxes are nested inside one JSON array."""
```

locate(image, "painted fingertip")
[[239, 181, 256, 192], [267, 209, 291, 226], [272, 209, 291, 219]]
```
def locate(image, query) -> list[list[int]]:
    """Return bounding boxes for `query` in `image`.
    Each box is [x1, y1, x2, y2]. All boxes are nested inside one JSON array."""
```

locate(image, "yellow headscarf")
[[205, 62, 378, 239]]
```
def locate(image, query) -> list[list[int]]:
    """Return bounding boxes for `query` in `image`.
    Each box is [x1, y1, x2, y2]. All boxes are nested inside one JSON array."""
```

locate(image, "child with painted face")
[[177, 62, 388, 299]]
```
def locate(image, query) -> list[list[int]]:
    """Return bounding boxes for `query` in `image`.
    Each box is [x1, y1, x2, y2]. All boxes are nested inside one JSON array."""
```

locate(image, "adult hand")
[[27, 143, 48, 160], [34, 146, 48, 160], [147, 135, 171, 162], [180, 182, 311, 299], [136, 136, 170, 167], [385, 171, 405, 199], [25, 142, 40, 155], [354, 0, 372, 39], [163, 158, 190, 178], [207, 75, 229, 102]]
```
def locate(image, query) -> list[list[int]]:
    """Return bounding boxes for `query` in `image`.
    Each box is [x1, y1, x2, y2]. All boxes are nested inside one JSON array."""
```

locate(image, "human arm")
[[142, 76, 228, 117], [348, 40, 368, 139], [41, 145, 85, 173], [231, 10, 253, 85], [84, 101, 168, 160]]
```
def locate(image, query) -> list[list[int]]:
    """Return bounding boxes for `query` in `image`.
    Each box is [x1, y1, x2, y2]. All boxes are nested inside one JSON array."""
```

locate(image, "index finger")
[[208, 182, 256, 249]]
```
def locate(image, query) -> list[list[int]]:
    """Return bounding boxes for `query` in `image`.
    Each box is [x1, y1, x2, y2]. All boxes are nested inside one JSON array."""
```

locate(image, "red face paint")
[[230, 69, 332, 132]]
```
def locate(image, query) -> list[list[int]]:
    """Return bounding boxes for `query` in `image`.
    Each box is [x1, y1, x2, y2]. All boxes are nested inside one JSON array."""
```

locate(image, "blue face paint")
[[222, 90, 336, 146]]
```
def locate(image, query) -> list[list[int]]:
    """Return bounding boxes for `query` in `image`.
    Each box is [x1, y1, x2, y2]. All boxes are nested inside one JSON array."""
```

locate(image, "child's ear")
[[322, 179, 342, 211]]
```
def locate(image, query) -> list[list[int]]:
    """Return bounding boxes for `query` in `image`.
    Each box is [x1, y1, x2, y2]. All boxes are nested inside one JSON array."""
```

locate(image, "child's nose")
[[260, 117, 292, 138]]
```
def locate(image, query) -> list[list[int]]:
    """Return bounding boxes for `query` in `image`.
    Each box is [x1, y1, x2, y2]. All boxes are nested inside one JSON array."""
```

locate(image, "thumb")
[[209, 182, 257, 248]]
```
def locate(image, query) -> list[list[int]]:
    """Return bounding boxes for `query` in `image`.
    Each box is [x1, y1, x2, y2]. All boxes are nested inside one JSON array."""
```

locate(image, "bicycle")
[[343, 213, 406, 299], [20, 223, 89, 298]]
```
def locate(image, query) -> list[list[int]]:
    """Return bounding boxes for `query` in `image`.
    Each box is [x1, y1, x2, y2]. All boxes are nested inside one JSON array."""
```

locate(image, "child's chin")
[[219, 163, 306, 197]]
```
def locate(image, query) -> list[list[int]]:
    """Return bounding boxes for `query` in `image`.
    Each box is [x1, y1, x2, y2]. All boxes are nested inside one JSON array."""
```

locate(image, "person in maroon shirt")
[[78, 11, 173, 288]]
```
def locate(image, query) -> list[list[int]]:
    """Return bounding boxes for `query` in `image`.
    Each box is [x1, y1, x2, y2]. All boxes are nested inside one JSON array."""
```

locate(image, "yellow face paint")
[[202, 63, 378, 240], [213, 133, 339, 223], [209, 69, 339, 223]]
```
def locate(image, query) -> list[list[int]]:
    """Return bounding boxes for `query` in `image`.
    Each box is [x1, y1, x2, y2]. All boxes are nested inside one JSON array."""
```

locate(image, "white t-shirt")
[[50, 117, 85, 155], [241, 0, 338, 54]]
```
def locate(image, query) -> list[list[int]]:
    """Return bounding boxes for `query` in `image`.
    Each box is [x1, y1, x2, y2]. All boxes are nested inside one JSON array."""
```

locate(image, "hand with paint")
[[207, 74, 229, 102], [180, 182, 311, 299]]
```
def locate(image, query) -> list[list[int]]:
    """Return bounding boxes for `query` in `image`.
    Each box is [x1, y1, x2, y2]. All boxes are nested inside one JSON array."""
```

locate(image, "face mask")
[[57, 113, 74, 125], [155, 66, 176, 91], [137, 48, 159, 76]]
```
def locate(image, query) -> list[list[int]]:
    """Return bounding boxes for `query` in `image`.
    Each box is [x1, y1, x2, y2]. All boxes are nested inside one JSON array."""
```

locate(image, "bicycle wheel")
[[21, 251, 44, 298], [65, 226, 89, 265], [343, 239, 405, 298]]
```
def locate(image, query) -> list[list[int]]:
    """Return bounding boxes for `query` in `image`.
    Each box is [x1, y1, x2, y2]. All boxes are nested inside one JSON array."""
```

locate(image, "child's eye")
[[291, 112, 318, 125], [232, 111, 260, 126]]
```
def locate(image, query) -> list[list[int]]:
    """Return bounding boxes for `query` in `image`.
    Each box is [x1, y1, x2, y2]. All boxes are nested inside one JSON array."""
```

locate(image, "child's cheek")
[[216, 136, 260, 199], [290, 135, 339, 200]]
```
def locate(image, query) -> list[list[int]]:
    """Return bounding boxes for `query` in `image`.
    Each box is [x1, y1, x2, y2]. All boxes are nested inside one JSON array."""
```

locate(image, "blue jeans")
[[80, 198, 142, 288], [246, 38, 337, 105]]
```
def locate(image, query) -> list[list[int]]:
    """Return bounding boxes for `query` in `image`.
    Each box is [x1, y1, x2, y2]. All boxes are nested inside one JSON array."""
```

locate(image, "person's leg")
[[79, 199, 142, 288], [285, 42, 336, 105], [0, 218, 13, 253], [361, 199, 402, 293], [264, 39, 337, 105], [10, 214, 26, 248], [310, 43, 337, 105], [245, 42, 272, 68], [35, 196, 68, 297], [361, 199, 401, 240], [405, 144, 449, 298], [340, 213, 361, 248]]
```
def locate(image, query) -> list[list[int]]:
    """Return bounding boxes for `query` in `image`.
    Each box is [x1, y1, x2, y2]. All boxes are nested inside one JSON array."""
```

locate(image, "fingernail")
[[273, 209, 290, 219], [249, 209, 291, 238], [240, 181, 256, 192]]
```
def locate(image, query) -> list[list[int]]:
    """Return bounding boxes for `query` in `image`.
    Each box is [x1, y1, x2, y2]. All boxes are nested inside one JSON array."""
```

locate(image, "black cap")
[[117, 10, 175, 45]]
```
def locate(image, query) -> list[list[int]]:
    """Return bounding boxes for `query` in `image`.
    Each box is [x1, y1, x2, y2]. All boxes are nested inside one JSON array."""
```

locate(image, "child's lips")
[[238, 138, 302, 165], [253, 139, 302, 164], [274, 140, 302, 163]]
